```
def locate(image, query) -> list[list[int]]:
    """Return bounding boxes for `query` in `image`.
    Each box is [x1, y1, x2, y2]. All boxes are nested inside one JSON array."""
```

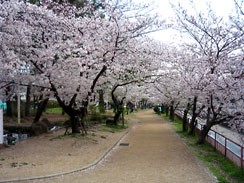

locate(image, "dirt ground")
[[0, 110, 216, 183], [0, 121, 127, 182]]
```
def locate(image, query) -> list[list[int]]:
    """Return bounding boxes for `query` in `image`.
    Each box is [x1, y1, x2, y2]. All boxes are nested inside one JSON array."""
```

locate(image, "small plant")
[[21, 162, 28, 166], [0, 158, 5, 161], [10, 162, 29, 167], [10, 162, 18, 168]]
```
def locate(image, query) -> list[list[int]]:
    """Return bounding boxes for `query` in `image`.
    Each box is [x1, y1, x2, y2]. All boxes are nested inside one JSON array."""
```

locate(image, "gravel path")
[[27, 110, 216, 183]]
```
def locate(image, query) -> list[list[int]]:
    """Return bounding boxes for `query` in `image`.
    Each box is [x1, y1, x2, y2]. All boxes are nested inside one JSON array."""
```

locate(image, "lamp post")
[[0, 107, 3, 144]]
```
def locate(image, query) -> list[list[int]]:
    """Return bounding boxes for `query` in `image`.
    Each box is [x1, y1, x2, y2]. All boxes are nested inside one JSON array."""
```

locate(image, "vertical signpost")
[[17, 82, 21, 124], [0, 108, 3, 144]]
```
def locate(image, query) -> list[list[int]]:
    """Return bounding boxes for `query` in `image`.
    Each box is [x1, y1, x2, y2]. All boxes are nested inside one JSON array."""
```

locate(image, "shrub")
[[30, 118, 51, 136]]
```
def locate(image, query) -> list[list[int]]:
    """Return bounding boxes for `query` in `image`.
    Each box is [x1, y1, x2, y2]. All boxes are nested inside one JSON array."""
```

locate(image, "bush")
[[30, 118, 51, 136]]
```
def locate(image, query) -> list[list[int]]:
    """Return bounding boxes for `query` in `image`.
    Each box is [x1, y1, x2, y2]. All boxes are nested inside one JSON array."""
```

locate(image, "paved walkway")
[[30, 110, 216, 183]]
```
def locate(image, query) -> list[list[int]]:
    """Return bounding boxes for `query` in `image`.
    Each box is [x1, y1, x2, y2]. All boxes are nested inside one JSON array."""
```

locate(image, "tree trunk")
[[34, 98, 49, 123], [122, 108, 125, 127], [71, 116, 80, 134], [161, 104, 164, 114], [197, 107, 211, 144], [189, 115, 197, 135], [169, 101, 174, 121], [98, 89, 105, 113], [197, 123, 212, 144], [183, 110, 188, 132], [5, 86, 13, 117], [165, 105, 169, 117], [111, 84, 125, 126], [6, 100, 13, 117], [25, 85, 31, 117], [33, 95, 38, 112], [62, 108, 83, 134], [55, 94, 87, 134], [189, 96, 197, 135], [113, 108, 122, 125], [183, 100, 191, 132]]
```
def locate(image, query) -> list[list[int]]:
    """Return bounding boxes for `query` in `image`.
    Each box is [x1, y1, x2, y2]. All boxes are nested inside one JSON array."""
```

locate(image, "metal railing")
[[175, 112, 244, 169]]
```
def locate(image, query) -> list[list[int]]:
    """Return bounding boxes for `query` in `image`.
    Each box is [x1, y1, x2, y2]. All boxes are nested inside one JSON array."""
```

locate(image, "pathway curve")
[[28, 110, 216, 183]]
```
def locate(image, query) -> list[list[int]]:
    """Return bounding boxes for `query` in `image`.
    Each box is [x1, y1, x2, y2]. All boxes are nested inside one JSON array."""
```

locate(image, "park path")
[[30, 110, 216, 183]]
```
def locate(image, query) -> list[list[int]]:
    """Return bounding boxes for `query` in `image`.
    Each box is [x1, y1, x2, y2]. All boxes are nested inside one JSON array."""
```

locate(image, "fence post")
[[224, 137, 227, 158], [214, 131, 217, 151], [241, 146, 243, 169], [0, 109, 3, 144]]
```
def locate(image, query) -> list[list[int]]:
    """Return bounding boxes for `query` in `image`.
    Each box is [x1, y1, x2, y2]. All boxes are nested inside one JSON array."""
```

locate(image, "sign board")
[[0, 109, 3, 144]]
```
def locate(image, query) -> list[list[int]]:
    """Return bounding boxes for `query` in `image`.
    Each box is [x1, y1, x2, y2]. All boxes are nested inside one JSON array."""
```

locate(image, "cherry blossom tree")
[[171, 1, 244, 143], [104, 37, 160, 125], [0, 0, 164, 133]]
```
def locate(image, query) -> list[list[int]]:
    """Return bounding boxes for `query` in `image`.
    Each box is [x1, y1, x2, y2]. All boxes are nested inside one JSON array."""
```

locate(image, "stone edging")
[[0, 128, 130, 183]]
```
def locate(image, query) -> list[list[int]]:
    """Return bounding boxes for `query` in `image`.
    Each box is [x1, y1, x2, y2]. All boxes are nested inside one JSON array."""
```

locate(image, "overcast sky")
[[132, 0, 237, 44], [152, 0, 235, 16]]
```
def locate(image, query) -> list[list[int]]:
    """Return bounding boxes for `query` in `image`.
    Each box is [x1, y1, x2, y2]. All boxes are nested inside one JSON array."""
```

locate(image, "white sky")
[[132, 0, 237, 44]]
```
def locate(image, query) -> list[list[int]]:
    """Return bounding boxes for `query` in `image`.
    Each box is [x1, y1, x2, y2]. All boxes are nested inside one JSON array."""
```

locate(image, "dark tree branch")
[[90, 65, 107, 94]]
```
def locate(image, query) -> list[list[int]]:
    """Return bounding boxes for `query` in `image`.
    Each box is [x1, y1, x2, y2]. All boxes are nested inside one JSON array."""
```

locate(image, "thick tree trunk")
[[71, 116, 80, 134], [169, 101, 174, 121], [122, 109, 125, 127], [113, 107, 123, 125], [189, 96, 197, 135], [33, 95, 38, 112], [6, 100, 13, 117], [165, 104, 169, 117], [34, 98, 49, 123], [183, 110, 188, 132], [111, 83, 126, 126], [189, 115, 197, 135], [98, 89, 105, 113], [197, 102, 234, 144], [5, 86, 13, 117], [183, 100, 191, 132], [78, 107, 87, 134], [197, 123, 212, 144], [54, 93, 87, 134], [25, 85, 31, 117], [161, 104, 164, 114], [197, 107, 211, 144], [63, 111, 82, 134]]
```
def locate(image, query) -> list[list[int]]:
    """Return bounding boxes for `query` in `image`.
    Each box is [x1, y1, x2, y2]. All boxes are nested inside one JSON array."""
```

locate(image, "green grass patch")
[[10, 162, 29, 168], [21, 162, 29, 166], [10, 162, 18, 168], [169, 116, 244, 183], [45, 107, 63, 114], [100, 122, 128, 133]]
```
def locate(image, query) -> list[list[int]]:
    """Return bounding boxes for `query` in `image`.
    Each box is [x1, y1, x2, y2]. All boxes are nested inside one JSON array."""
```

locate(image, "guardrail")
[[175, 112, 244, 169]]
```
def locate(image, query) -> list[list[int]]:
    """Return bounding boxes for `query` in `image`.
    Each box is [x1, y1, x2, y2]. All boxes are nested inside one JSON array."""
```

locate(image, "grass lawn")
[[45, 107, 63, 114], [163, 114, 244, 183]]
